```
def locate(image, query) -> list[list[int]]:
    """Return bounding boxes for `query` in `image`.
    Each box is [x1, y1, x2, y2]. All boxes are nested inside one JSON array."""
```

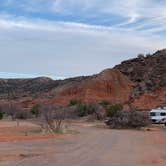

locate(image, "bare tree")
[[87, 103, 105, 120], [2, 104, 19, 120], [4, 83, 17, 121], [39, 105, 66, 133]]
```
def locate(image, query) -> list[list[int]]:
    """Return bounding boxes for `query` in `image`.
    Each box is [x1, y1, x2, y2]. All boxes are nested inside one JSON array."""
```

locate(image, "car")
[[104, 117, 113, 125], [149, 107, 166, 126]]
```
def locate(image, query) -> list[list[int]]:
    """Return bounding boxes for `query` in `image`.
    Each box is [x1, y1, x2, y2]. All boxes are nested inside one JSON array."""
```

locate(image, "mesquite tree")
[[39, 106, 66, 133]]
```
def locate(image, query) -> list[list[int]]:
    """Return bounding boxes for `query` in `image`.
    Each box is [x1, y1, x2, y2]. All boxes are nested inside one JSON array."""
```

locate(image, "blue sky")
[[0, 0, 166, 79]]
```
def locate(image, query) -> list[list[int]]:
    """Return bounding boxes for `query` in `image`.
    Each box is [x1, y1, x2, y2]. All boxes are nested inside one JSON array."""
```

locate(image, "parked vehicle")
[[104, 117, 112, 125], [149, 107, 166, 126]]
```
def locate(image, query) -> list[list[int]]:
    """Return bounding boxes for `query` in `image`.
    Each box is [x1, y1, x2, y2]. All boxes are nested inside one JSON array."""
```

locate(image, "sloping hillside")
[[48, 69, 133, 105], [115, 49, 166, 110], [0, 49, 165, 110], [115, 49, 166, 96]]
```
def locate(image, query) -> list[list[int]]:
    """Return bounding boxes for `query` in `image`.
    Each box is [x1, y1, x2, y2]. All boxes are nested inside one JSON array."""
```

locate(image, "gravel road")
[[1, 123, 166, 166]]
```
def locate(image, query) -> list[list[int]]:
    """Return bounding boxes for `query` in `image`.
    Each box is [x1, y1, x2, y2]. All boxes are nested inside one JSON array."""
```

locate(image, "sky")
[[0, 0, 166, 79]]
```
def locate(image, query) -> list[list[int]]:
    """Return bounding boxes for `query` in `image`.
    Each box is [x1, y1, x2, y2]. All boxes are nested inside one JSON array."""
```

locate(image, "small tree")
[[0, 112, 3, 120], [69, 100, 88, 117], [15, 110, 31, 120], [99, 101, 111, 108], [75, 103, 88, 117], [137, 54, 144, 59], [0, 106, 3, 120], [40, 106, 66, 133], [86, 103, 104, 120], [69, 99, 82, 106], [2, 104, 20, 120], [31, 104, 41, 118], [106, 104, 123, 118]]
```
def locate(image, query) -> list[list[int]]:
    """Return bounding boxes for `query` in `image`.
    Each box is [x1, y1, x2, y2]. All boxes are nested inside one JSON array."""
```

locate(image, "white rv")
[[149, 107, 166, 125]]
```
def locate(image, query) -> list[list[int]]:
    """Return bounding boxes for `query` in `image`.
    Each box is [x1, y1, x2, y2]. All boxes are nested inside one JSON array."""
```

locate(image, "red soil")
[[0, 133, 66, 142], [0, 154, 23, 161], [0, 125, 67, 142]]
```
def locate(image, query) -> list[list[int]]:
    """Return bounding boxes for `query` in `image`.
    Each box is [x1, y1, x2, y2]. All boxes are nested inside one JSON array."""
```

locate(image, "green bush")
[[106, 104, 123, 118], [75, 103, 88, 117], [15, 111, 31, 119], [0, 112, 3, 120], [31, 104, 41, 118], [74, 102, 104, 120], [69, 100, 89, 117], [87, 103, 104, 120], [99, 101, 111, 108], [69, 101, 105, 119], [69, 99, 82, 106]]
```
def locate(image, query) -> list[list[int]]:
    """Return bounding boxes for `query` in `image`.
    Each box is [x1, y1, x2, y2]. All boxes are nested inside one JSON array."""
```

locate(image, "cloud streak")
[[0, 0, 166, 78]]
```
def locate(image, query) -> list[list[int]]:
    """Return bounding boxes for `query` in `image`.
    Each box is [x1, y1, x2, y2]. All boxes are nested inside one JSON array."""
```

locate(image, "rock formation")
[[49, 69, 133, 105], [115, 49, 166, 110], [0, 49, 165, 111]]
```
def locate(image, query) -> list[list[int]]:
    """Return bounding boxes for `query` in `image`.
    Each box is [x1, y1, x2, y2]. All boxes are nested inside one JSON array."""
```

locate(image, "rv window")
[[150, 112, 156, 116], [160, 113, 166, 116]]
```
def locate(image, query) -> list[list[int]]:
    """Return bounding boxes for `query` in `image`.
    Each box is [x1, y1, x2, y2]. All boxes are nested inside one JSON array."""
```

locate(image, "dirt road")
[[1, 123, 166, 166]]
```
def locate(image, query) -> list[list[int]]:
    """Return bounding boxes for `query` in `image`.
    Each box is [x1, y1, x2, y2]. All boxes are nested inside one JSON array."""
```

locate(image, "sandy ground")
[[0, 121, 67, 142], [0, 121, 166, 166]]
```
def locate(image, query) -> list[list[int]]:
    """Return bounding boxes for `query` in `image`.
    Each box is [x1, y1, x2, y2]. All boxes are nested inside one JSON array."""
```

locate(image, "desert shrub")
[[0, 112, 3, 120], [15, 110, 32, 119], [31, 104, 41, 118], [63, 106, 78, 119], [2, 104, 31, 120], [106, 104, 123, 118], [146, 53, 151, 57], [0, 106, 3, 120], [69, 99, 82, 106], [39, 105, 66, 133], [108, 110, 150, 129], [68, 101, 105, 119], [2, 105, 20, 120], [73, 102, 105, 120], [86, 103, 105, 120], [75, 103, 88, 117], [137, 54, 144, 58], [99, 101, 111, 108]]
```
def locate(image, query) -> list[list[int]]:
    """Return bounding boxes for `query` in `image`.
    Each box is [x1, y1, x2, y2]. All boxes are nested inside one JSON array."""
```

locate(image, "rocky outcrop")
[[131, 87, 166, 111], [115, 49, 166, 110], [49, 69, 133, 105], [114, 49, 166, 96]]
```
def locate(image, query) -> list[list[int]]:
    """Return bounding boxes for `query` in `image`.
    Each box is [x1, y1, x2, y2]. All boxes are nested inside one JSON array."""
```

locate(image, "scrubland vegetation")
[[0, 98, 151, 134]]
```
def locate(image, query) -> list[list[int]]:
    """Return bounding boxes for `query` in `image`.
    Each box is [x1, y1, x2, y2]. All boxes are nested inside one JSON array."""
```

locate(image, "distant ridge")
[[0, 72, 64, 80]]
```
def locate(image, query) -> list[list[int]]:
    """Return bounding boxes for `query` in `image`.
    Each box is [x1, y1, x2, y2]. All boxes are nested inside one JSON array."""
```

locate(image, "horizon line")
[[0, 72, 65, 80]]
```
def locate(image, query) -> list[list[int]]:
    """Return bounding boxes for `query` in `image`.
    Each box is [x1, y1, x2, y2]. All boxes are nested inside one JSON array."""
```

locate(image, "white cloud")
[[51, 0, 166, 33], [0, 14, 166, 77], [0, 0, 166, 77], [1, 0, 166, 33]]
